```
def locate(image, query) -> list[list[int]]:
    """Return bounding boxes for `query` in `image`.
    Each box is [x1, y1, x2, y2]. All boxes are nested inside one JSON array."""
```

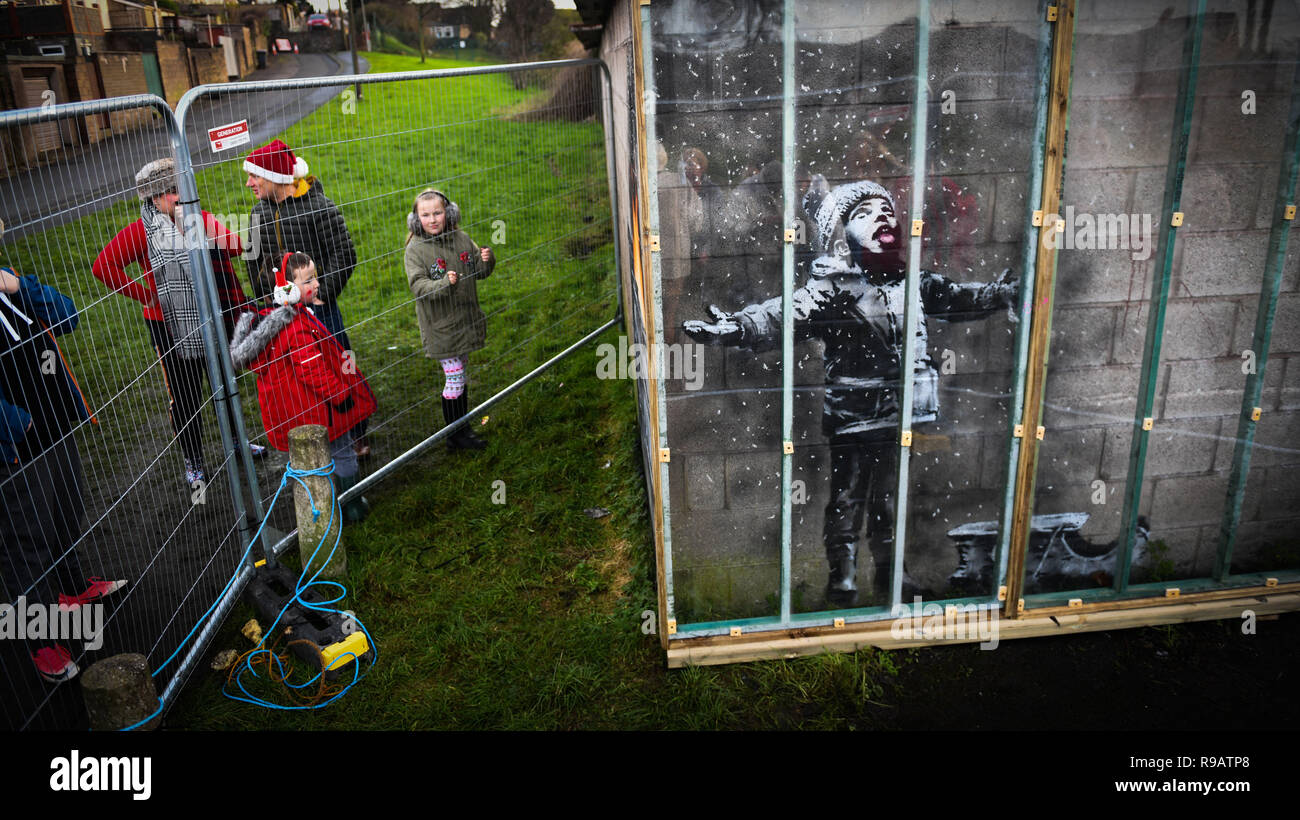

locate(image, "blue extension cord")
[[117, 460, 377, 729]]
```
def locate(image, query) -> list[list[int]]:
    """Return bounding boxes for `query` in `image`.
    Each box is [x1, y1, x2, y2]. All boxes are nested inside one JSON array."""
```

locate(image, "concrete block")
[[1101, 417, 1221, 479], [1032, 479, 1132, 546], [1031, 426, 1107, 489], [1190, 94, 1290, 167], [1130, 167, 1168, 218], [908, 433, 985, 493], [665, 389, 781, 454], [998, 18, 1044, 99], [1141, 524, 1204, 580], [1227, 518, 1300, 574], [1040, 364, 1143, 430], [858, 24, 920, 106], [930, 100, 1036, 176], [725, 449, 784, 510], [1111, 299, 1236, 364], [1150, 475, 1233, 527], [927, 372, 1012, 436], [1178, 164, 1264, 234], [668, 508, 780, 569], [1054, 248, 1155, 305], [929, 25, 1005, 102], [1051, 305, 1116, 368], [1071, 28, 1144, 98], [1268, 293, 1300, 354], [672, 562, 783, 622], [977, 431, 1014, 491], [1246, 410, 1300, 468], [1061, 169, 1133, 218], [1172, 232, 1270, 297], [684, 454, 726, 510], [1253, 464, 1300, 521], [1279, 357, 1300, 411], [1066, 97, 1179, 171], [1161, 355, 1281, 421], [992, 172, 1035, 244]]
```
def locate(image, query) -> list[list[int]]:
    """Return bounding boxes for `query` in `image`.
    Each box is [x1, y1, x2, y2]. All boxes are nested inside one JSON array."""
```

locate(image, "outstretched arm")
[[921, 268, 1018, 322]]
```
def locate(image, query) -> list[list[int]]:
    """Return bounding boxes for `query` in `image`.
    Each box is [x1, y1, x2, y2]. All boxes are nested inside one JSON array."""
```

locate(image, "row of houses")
[[0, 0, 317, 174]]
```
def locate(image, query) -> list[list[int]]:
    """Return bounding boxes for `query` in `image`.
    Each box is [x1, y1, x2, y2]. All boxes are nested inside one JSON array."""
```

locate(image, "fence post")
[[81, 654, 161, 731], [289, 424, 346, 579]]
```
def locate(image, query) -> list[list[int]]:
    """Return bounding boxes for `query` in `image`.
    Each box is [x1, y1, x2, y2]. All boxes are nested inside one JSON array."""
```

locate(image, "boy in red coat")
[[229, 252, 376, 522]]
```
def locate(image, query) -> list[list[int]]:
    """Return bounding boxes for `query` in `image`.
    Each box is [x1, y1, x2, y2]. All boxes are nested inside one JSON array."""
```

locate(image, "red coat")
[[228, 303, 375, 451]]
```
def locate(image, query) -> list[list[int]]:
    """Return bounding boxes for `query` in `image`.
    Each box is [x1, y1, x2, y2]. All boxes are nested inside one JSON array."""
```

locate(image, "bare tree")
[[495, 0, 553, 64], [410, 0, 441, 62]]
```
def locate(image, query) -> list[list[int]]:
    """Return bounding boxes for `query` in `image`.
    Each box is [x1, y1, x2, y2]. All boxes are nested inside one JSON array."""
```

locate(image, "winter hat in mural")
[[135, 157, 177, 200], [244, 139, 307, 184], [815, 180, 896, 253]]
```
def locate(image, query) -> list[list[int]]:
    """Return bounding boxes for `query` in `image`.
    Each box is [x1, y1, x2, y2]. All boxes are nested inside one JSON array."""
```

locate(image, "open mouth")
[[875, 227, 897, 246]]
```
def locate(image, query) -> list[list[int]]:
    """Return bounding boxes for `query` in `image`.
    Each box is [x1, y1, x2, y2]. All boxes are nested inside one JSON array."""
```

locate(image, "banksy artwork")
[[684, 179, 1018, 607]]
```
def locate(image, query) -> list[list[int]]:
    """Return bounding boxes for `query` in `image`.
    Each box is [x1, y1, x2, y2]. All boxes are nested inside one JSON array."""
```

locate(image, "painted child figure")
[[683, 180, 1018, 607], [230, 252, 377, 523], [403, 189, 496, 452]]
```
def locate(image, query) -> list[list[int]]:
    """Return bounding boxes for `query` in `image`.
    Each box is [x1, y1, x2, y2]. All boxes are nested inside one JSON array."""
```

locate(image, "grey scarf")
[[142, 199, 204, 359]]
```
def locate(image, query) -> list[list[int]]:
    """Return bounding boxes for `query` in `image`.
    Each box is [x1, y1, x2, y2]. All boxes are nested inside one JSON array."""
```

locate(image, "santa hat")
[[815, 180, 896, 252], [272, 251, 300, 306], [244, 140, 299, 185], [135, 157, 177, 200]]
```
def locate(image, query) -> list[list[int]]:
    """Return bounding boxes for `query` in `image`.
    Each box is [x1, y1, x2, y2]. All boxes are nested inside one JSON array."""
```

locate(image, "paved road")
[[0, 51, 369, 244]]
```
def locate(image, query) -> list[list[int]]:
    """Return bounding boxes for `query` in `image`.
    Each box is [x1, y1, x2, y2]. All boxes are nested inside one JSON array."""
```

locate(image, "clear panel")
[[1143, 17, 1300, 583], [652, 0, 786, 623], [902, 0, 1042, 606], [1029, 0, 1183, 597], [787, 1, 920, 614]]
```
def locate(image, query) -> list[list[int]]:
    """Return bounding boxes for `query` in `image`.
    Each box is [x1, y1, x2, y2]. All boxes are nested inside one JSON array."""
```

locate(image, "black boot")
[[450, 394, 486, 451], [870, 537, 930, 602], [825, 541, 858, 608]]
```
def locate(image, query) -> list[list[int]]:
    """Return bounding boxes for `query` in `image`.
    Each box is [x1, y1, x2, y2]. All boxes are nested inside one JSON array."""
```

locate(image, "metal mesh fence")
[[1, 96, 249, 729], [0, 57, 617, 729]]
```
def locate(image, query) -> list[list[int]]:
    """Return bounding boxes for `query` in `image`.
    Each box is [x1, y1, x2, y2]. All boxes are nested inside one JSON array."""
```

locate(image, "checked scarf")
[[142, 199, 205, 359]]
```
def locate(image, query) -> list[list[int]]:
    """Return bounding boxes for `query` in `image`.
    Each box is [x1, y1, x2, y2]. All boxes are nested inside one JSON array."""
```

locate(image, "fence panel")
[[0, 96, 250, 729], [175, 59, 620, 560]]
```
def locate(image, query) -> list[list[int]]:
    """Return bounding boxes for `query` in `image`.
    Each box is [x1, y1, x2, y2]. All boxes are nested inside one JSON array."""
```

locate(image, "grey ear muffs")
[[412, 189, 460, 233]]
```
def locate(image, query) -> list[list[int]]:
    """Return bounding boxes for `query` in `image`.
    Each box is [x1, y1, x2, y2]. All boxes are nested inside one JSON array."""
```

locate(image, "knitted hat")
[[815, 180, 896, 252], [135, 158, 177, 200], [243, 140, 298, 185], [272, 251, 300, 306]]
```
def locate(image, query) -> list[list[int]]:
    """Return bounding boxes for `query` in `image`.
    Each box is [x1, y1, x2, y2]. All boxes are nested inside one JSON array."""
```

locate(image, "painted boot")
[[825, 541, 858, 608]]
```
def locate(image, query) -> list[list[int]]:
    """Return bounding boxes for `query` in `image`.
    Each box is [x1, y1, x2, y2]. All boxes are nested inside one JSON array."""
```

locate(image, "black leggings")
[[145, 318, 211, 468]]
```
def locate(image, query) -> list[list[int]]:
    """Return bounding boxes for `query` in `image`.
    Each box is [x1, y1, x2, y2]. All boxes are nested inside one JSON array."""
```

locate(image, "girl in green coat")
[[404, 189, 496, 450]]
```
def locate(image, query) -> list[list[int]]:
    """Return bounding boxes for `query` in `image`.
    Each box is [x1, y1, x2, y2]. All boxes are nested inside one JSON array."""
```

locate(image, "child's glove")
[[683, 305, 743, 345], [333, 396, 355, 414]]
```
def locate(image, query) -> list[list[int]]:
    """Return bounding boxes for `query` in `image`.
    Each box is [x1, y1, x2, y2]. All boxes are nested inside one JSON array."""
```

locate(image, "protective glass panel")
[[1144, 18, 1300, 583], [1028, 0, 1183, 598], [652, 0, 786, 623]]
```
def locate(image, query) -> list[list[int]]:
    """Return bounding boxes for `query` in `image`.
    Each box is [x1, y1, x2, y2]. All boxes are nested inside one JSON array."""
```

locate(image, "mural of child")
[[682, 179, 1018, 607]]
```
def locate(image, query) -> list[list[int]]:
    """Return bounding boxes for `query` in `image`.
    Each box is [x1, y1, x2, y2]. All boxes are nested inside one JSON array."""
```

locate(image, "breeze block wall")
[[648, 0, 1300, 623]]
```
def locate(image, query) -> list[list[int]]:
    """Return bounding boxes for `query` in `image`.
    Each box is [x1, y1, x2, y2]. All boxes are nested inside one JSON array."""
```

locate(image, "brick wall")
[[95, 52, 151, 133], [190, 47, 226, 87], [156, 40, 189, 107], [648, 0, 1300, 621]]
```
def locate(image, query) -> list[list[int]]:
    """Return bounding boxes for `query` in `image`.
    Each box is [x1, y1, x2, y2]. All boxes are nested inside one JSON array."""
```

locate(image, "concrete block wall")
[[648, 0, 1300, 621], [96, 52, 151, 133]]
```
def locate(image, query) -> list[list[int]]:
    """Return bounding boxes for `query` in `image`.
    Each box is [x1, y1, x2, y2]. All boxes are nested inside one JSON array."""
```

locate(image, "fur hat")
[[135, 158, 177, 201], [815, 180, 896, 252], [243, 140, 298, 185]]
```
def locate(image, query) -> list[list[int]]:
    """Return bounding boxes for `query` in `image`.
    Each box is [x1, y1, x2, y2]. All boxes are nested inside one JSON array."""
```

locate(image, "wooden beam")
[[667, 589, 1300, 668], [1004, 0, 1076, 619]]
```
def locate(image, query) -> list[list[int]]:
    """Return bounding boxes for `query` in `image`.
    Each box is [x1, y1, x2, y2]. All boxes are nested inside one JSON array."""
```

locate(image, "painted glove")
[[682, 305, 742, 345]]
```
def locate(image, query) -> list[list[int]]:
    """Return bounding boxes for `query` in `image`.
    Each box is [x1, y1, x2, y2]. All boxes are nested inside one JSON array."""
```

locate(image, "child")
[[229, 252, 376, 522], [403, 189, 495, 451], [684, 180, 1018, 607]]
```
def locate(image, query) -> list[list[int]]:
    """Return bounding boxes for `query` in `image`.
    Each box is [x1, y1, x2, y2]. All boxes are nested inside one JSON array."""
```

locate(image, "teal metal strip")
[[891, 0, 930, 609], [639, 4, 676, 624], [1024, 570, 1300, 610], [995, 0, 1054, 594], [672, 592, 1002, 639], [1215, 60, 1300, 580], [1115, 0, 1205, 593], [779, 0, 796, 624]]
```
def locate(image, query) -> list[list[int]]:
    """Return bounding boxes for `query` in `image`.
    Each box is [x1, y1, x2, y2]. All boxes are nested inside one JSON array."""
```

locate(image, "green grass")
[[160, 53, 921, 730]]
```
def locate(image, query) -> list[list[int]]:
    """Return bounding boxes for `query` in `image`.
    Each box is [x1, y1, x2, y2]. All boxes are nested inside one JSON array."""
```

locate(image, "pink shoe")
[[58, 576, 128, 611], [33, 645, 78, 684]]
